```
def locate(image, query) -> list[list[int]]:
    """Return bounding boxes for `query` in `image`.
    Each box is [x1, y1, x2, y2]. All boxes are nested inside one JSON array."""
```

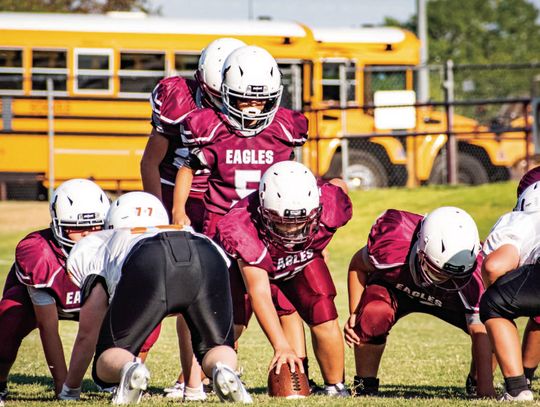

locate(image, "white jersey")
[[483, 211, 540, 266], [67, 226, 229, 302]]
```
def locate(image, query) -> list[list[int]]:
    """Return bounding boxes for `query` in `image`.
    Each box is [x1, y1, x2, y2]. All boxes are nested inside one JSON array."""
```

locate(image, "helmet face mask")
[[50, 179, 110, 249], [416, 248, 476, 291], [221, 46, 283, 135], [260, 205, 321, 251]]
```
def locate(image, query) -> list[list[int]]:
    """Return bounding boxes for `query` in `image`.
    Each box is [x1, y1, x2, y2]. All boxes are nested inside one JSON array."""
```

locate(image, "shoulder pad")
[[367, 209, 423, 268], [319, 182, 352, 229]]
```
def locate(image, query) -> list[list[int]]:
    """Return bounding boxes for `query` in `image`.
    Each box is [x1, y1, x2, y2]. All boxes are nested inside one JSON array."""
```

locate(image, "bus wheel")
[[328, 150, 389, 189], [429, 153, 489, 185]]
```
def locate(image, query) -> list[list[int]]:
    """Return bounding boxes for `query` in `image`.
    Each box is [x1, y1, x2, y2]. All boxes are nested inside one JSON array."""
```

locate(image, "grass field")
[[0, 182, 531, 406]]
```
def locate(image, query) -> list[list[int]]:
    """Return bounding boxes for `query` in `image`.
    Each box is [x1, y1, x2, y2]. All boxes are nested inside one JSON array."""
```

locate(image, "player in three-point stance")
[[64, 192, 251, 404], [344, 207, 495, 398], [0, 179, 109, 403], [480, 181, 540, 401], [217, 161, 352, 397], [141, 37, 246, 399]]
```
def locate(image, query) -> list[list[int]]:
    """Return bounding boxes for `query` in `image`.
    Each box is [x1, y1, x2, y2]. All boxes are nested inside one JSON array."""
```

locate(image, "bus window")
[[31, 49, 68, 93], [0, 49, 23, 92], [119, 52, 165, 96], [278, 62, 303, 110], [74, 48, 113, 94], [174, 53, 199, 78], [363, 66, 407, 106], [322, 61, 356, 105]]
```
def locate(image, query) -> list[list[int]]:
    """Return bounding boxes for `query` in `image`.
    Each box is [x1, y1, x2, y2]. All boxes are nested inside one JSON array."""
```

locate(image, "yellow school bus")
[[0, 12, 527, 196]]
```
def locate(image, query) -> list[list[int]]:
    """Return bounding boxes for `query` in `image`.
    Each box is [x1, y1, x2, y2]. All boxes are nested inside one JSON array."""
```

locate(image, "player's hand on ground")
[[269, 348, 304, 375], [172, 209, 191, 227], [344, 313, 360, 347]]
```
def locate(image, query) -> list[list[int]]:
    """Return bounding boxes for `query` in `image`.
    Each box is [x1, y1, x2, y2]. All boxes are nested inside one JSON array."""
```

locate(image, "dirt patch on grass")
[[0, 202, 50, 233]]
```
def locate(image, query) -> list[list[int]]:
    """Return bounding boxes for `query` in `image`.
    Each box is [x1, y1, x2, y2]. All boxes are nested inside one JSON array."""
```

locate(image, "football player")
[[0, 179, 109, 403], [216, 161, 352, 397], [141, 37, 246, 229], [65, 194, 250, 404], [141, 37, 246, 398], [344, 207, 496, 398], [172, 44, 310, 381], [58, 191, 170, 400], [480, 181, 540, 401]]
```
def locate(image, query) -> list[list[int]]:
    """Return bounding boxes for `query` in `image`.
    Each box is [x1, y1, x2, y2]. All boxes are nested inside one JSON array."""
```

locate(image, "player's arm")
[[62, 282, 108, 397], [481, 244, 520, 287], [468, 321, 496, 398], [172, 165, 195, 226], [140, 129, 169, 200], [238, 259, 303, 374], [344, 246, 374, 346], [28, 288, 67, 395]]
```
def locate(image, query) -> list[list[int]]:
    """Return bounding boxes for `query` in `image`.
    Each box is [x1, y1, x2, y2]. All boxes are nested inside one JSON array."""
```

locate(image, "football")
[[267, 364, 310, 398]]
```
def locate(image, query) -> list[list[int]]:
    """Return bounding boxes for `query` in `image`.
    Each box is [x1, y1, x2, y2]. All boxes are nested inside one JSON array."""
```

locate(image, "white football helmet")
[[196, 37, 246, 109], [105, 191, 169, 229], [515, 181, 540, 212], [259, 161, 321, 251], [221, 45, 283, 135], [50, 179, 110, 248], [413, 206, 480, 291]]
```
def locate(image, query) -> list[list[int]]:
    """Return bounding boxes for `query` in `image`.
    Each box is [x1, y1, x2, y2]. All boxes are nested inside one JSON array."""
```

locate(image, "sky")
[[150, 0, 540, 27]]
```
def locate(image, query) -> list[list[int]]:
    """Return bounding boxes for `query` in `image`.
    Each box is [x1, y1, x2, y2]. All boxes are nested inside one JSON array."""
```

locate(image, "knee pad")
[[307, 294, 338, 326], [479, 286, 511, 323], [354, 300, 394, 345]]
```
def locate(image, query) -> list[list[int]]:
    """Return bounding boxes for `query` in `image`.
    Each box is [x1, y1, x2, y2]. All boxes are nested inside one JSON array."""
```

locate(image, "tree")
[[384, 0, 540, 104], [0, 0, 158, 13]]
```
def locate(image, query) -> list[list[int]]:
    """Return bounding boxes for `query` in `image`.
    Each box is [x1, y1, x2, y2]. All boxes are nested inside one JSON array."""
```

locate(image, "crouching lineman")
[[480, 181, 540, 401], [216, 161, 352, 396], [0, 179, 109, 404], [64, 191, 250, 404], [344, 207, 495, 398]]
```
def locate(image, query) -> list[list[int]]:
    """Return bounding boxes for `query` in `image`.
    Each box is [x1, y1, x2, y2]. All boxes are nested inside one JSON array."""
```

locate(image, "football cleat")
[[164, 381, 184, 398], [499, 389, 534, 402], [352, 376, 379, 396], [212, 362, 252, 403], [465, 373, 477, 397], [0, 387, 7, 407], [313, 382, 350, 397], [58, 383, 82, 400], [112, 359, 150, 405]]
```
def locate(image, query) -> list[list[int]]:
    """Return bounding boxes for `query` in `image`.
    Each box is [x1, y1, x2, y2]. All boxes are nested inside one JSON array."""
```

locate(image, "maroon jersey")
[[366, 209, 485, 316], [13, 229, 80, 316], [182, 106, 308, 215], [217, 182, 352, 280], [150, 76, 209, 196]]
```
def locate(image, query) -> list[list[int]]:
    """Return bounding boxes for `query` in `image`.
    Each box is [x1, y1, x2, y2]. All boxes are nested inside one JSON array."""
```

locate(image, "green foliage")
[[0, 183, 524, 405], [0, 0, 157, 13], [385, 0, 540, 103]]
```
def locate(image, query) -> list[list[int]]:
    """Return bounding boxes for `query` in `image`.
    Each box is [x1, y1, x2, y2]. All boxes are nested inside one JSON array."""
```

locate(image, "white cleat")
[[112, 359, 150, 405], [164, 381, 184, 399], [499, 389, 534, 402], [212, 362, 252, 403]]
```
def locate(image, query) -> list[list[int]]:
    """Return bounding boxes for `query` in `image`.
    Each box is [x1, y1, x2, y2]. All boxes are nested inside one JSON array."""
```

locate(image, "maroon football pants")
[[231, 257, 338, 327], [353, 284, 469, 345]]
